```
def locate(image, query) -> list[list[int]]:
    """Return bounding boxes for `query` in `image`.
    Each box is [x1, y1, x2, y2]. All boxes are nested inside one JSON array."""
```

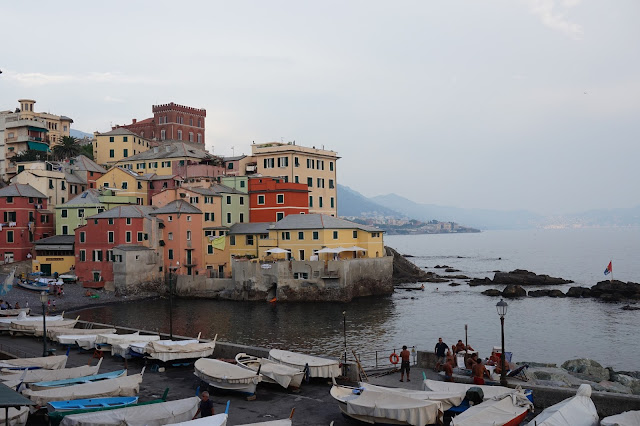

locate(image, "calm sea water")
[[78, 228, 640, 371]]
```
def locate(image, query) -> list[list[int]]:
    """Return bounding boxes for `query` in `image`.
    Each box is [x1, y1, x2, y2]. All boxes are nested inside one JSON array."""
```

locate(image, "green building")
[[56, 189, 137, 235]]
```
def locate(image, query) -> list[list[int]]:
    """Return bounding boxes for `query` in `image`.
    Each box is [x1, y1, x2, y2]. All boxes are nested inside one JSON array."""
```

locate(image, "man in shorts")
[[399, 345, 411, 382], [472, 358, 490, 385], [442, 358, 454, 382], [434, 337, 449, 371]]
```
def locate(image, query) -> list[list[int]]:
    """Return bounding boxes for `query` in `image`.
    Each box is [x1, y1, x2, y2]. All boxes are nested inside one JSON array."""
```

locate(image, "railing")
[[351, 346, 418, 370]]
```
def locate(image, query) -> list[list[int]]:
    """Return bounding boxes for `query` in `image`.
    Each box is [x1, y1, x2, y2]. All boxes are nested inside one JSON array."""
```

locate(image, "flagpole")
[[610, 259, 613, 283]]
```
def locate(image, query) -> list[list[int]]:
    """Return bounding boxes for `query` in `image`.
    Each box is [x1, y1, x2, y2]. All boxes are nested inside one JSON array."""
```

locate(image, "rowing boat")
[[235, 353, 304, 389], [1, 360, 102, 389], [525, 384, 599, 426], [144, 336, 216, 362], [166, 413, 228, 426], [0, 406, 29, 426], [30, 369, 126, 390], [194, 358, 262, 395], [451, 388, 533, 426], [0, 308, 30, 316], [268, 349, 340, 379], [47, 396, 139, 413], [49, 328, 116, 342], [0, 355, 68, 372], [600, 410, 640, 426]]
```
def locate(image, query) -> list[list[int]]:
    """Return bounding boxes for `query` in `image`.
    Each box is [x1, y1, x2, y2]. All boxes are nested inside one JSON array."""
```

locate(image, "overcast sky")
[[2, 1, 639, 215]]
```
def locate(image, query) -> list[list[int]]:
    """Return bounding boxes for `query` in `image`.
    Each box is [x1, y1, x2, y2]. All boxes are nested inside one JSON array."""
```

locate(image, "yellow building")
[[251, 142, 339, 216], [11, 162, 69, 208], [96, 167, 150, 205], [32, 235, 75, 276], [115, 141, 217, 176], [94, 128, 151, 168]]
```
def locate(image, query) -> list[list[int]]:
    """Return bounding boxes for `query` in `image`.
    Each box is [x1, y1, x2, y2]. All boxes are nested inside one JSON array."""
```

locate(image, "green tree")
[[79, 143, 94, 160], [51, 136, 80, 160]]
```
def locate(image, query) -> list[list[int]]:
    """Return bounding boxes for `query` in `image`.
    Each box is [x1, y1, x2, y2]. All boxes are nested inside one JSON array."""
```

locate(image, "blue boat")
[[17, 280, 49, 292], [30, 369, 126, 390], [46, 396, 139, 413]]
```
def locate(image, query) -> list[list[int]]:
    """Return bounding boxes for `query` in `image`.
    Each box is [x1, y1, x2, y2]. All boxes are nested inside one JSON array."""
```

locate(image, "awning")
[[35, 245, 74, 251], [344, 246, 367, 251], [266, 248, 290, 254], [315, 248, 341, 254], [28, 126, 48, 133], [27, 141, 49, 152], [0, 382, 35, 408]]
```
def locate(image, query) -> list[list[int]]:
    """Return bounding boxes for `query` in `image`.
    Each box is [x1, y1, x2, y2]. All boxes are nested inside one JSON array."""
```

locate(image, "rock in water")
[[502, 284, 527, 298], [562, 358, 610, 382], [493, 269, 573, 285], [482, 289, 502, 296], [529, 289, 551, 297], [566, 286, 591, 298]]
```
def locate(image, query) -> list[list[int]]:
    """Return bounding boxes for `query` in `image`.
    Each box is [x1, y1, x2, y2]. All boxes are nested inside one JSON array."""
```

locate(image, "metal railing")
[[351, 345, 418, 370]]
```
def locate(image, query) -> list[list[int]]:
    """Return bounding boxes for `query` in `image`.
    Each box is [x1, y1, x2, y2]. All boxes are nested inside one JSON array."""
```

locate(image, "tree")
[[11, 150, 49, 163], [79, 143, 94, 160], [51, 136, 80, 160]]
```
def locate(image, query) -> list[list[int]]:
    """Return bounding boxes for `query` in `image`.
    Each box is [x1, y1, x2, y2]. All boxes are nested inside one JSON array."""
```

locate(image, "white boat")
[[237, 421, 292, 426], [57, 334, 101, 350], [0, 308, 30, 316], [601, 410, 640, 426], [0, 313, 63, 331], [359, 382, 466, 411], [0, 355, 68, 372], [235, 353, 304, 389], [268, 349, 341, 379], [49, 327, 117, 342], [1, 360, 102, 388], [330, 382, 444, 425], [194, 358, 262, 395], [95, 332, 160, 352], [0, 406, 29, 426], [10, 317, 78, 336], [22, 370, 144, 406], [451, 388, 533, 426], [59, 396, 199, 426], [166, 413, 228, 426], [525, 384, 599, 426], [423, 378, 517, 399], [143, 336, 216, 362]]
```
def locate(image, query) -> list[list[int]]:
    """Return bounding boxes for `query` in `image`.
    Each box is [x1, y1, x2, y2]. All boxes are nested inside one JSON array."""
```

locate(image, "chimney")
[[132, 118, 137, 124]]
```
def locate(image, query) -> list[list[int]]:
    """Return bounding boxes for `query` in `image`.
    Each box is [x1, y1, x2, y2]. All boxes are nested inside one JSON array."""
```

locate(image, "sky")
[[1, 1, 639, 215]]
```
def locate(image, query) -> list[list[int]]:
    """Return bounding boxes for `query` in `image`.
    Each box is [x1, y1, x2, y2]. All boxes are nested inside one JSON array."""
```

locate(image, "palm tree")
[[51, 136, 80, 160]]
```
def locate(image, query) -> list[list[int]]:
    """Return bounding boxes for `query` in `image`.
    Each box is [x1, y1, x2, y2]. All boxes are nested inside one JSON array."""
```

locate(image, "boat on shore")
[[49, 327, 116, 342], [194, 358, 262, 395], [0, 361, 102, 390], [268, 349, 340, 379], [237, 421, 292, 426], [47, 396, 139, 413], [30, 369, 126, 390], [11, 316, 78, 336], [18, 280, 50, 292], [0, 308, 30, 316], [166, 413, 228, 426], [525, 384, 598, 426], [235, 353, 304, 389], [450, 388, 533, 426], [0, 406, 29, 426], [600, 410, 640, 426], [0, 313, 63, 331], [0, 354, 68, 372], [143, 335, 216, 362]]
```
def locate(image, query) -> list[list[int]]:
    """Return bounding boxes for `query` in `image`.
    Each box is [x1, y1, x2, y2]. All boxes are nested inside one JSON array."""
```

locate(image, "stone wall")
[[112, 247, 162, 294]]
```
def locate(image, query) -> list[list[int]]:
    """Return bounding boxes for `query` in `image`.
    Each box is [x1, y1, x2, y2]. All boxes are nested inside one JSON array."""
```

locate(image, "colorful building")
[[32, 235, 75, 276], [96, 167, 150, 205], [250, 142, 338, 216], [11, 165, 69, 209], [248, 176, 309, 222], [222, 155, 254, 176], [63, 155, 107, 194], [74, 205, 160, 289], [56, 189, 138, 235], [93, 128, 150, 167], [0, 184, 54, 263]]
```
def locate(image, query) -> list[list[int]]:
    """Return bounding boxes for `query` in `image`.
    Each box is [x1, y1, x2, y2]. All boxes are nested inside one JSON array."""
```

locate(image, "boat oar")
[[225, 400, 230, 414], [196, 332, 202, 341], [289, 408, 295, 419], [422, 371, 426, 381]]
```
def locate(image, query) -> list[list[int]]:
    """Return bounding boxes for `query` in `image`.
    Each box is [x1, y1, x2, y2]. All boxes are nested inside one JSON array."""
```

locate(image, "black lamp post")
[[342, 311, 347, 376], [40, 291, 48, 356], [496, 299, 508, 386], [168, 262, 180, 340]]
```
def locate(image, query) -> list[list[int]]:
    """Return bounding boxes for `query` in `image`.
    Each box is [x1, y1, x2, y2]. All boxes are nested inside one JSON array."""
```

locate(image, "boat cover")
[[237, 420, 292, 426], [59, 396, 199, 426], [360, 382, 466, 411], [22, 372, 143, 405], [95, 332, 160, 346], [0, 313, 63, 330], [0, 355, 68, 371], [49, 328, 116, 341], [423, 378, 515, 400], [1, 362, 101, 385], [166, 413, 228, 426], [0, 308, 30, 316], [601, 410, 640, 426], [11, 319, 78, 336], [451, 390, 533, 426], [56, 334, 100, 349], [268, 349, 340, 378], [29, 369, 126, 391], [145, 339, 215, 362], [194, 359, 262, 385], [340, 385, 443, 426], [525, 384, 599, 426], [0, 406, 29, 426]]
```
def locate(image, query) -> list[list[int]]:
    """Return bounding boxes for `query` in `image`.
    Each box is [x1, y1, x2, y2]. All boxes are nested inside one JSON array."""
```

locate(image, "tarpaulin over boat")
[[601, 410, 640, 426], [423, 378, 515, 400], [1, 361, 101, 386], [22, 372, 143, 405], [525, 384, 599, 426], [95, 332, 159, 346], [194, 359, 262, 385], [0, 314, 63, 331], [57, 334, 99, 350], [0, 406, 29, 426], [0, 355, 67, 372], [145, 339, 215, 361], [166, 412, 228, 426], [451, 390, 533, 426], [0, 308, 30, 317], [12, 319, 78, 336], [49, 328, 116, 341], [268, 349, 340, 378], [360, 382, 466, 411], [249, 358, 301, 389], [60, 396, 199, 426], [237, 420, 292, 426]]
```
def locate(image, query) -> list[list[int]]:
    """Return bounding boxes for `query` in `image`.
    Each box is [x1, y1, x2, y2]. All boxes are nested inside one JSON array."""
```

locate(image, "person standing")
[[399, 346, 411, 382], [192, 391, 214, 419], [434, 338, 449, 371]]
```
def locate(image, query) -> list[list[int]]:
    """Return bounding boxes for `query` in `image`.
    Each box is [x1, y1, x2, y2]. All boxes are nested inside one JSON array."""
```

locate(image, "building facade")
[[248, 177, 309, 222], [93, 128, 150, 167], [56, 189, 137, 235], [32, 235, 75, 276]]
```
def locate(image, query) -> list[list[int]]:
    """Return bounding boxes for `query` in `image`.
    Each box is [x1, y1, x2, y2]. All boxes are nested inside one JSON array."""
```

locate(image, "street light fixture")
[[496, 299, 508, 386], [40, 291, 48, 356]]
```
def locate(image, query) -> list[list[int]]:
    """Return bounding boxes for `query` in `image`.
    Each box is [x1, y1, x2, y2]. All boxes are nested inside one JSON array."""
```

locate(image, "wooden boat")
[[144, 335, 217, 362], [194, 358, 262, 395], [0, 406, 29, 426], [11, 317, 79, 337], [49, 328, 116, 342], [30, 369, 126, 390], [166, 413, 229, 426], [451, 388, 533, 426], [18, 280, 50, 292], [0, 313, 63, 331], [0, 354, 68, 372], [600, 410, 640, 426], [235, 352, 304, 389], [525, 384, 598, 426], [237, 421, 292, 426], [359, 382, 466, 411], [1, 360, 102, 388], [58, 396, 199, 426], [268, 349, 340, 379], [0, 308, 30, 316], [47, 396, 139, 413]]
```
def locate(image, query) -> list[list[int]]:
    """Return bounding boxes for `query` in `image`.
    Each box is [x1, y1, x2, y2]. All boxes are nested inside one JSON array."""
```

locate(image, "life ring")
[[389, 353, 399, 365]]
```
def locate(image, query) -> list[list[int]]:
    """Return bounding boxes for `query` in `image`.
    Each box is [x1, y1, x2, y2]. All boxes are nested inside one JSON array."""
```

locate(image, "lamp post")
[[496, 299, 508, 386], [342, 311, 347, 376], [40, 291, 48, 356]]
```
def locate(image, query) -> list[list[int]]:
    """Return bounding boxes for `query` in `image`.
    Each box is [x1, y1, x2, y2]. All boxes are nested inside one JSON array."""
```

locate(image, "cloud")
[[527, 0, 583, 40], [3, 70, 166, 87]]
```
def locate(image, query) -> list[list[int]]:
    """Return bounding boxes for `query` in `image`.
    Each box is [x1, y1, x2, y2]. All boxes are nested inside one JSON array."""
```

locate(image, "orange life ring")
[[389, 353, 399, 364]]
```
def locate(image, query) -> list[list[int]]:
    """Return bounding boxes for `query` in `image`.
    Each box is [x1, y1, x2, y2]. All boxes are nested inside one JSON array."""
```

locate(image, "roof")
[[187, 186, 227, 196], [0, 383, 35, 408], [118, 141, 213, 162], [98, 127, 139, 137], [0, 184, 47, 199], [58, 189, 102, 207], [150, 200, 202, 215], [271, 214, 382, 232], [34, 235, 75, 246], [60, 115, 74, 122], [64, 171, 87, 185], [113, 245, 153, 251], [229, 222, 272, 235], [69, 155, 107, 174], [222, 155, 247, 161], [90, 205, 158, 220], [209, 184, 245, 195]]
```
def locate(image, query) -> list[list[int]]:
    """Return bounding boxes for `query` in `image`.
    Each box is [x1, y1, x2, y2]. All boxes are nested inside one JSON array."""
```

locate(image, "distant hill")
[[70, 129, 93, 139], [337, 185, 402, 218]]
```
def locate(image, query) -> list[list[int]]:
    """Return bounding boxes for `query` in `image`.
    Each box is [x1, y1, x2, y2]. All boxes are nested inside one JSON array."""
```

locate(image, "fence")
[[351, 346, 418, 370]]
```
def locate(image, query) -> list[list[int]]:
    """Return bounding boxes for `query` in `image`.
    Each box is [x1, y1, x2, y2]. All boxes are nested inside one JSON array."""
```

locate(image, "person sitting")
[[472, 359, 490, 385], [465, 353, 478, 370], [445, 349, 454, 366], [454, 340, 466, 353], [465, 344, 475, 352], [442, 358, 454, 382], [14, 302, 20, 309]]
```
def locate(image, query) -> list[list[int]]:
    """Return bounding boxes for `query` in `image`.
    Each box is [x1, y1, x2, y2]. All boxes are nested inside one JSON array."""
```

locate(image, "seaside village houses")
[[0, 100, 392, 302]]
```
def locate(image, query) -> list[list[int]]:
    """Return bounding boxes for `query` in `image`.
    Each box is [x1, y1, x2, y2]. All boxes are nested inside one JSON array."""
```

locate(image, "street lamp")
[[40, 291, 48, 356], [496, 299, 508, 386], [342, 311, 347, 377], [168, 262, 180, 340]]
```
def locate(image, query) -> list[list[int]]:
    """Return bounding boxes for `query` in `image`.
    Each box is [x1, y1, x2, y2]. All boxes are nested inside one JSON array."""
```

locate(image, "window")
[[239, 213, 244, 223], [258, 195, 265, 205], [6, 231, 14, 243], [187, 231, 191, 240], [93, 250, 103, 261], [61, 181, 66, 190], [108, 231, 115, 243], [123, 149, 128, 158], [137, 182, 142, 190], [122, 182, 128, 189], [294, 176, 299, 183], [6, 196, 13, 204], [309, 196, 313, 208], [313, 231, 319, 240], [307, 177, 312, 187], [329, 179, 335, 189], [190, 196, 199, 204], [126, 217, 131, 225], [108, 218, 114, 225], [109, 149, 115, 158], [240, 180, 245, 188], [123, 136, 128, 142], [160, 130, 166, 140], [239, 196, 244, 205], [227, 162, 234, 170], [263, 158, 275, 169], [177, 130, 182, 140], [276, 212, 284, 221], [198, 118, 202, 127], [61, 209, 68, 218], [330, 161, 334, 171], [226, 196, 231, 204], [226, 212, 231, 223], [168, 232, 173, 240], [277, 194, 284, 204], [168, 249, 174, 260], [246, 235, 254, 245], [49, 179, 54, 189], [137, 232, 144, 242], [188, 132, 193, 142], [208, 245, 213, 254], [331, 197, 335, 208], [80, 232, 86, 243], [353, 231, 358, 238], [294, 157, 300, 167], [319, 197, 323, 208], [333, 231, 339, 239], [197, 133, 202, 143], [294, 272, 309, 280], [298, 231, 304, 240], [230, 235, 236, 245], [168, 215, 173, 221], [126, 231, 132, 243], [299, 250, 305, 261], [109, 136, 114, 142], [277, 157, 288, 167], [78, 209, 85, 218], [282, 231, 291, 240], [106, 250, 113, 261]]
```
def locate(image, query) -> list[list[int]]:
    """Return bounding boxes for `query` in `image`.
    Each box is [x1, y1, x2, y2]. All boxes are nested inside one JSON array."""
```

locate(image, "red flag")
[[604, 261, 612, 276]]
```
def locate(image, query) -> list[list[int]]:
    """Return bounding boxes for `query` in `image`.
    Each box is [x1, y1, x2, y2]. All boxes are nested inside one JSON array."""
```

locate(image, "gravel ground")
[[0, 272, 159, 314]]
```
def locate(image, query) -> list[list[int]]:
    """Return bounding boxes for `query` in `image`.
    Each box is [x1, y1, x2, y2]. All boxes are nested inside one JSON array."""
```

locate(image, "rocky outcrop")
[[590, 280, 640, 301], [566, 286, 591, 298], [386, 246, 432, 284], [548, 289, 566, 298], [529, 289, 550, 297], [468, 277, 493, 287], [493, 269, 573, 286], [502, 284, 527, 298], [482, 289, 502, 296], [562, 359, 610, 382]]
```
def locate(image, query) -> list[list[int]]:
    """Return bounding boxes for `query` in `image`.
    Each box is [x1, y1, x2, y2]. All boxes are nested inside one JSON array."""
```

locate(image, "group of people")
[[434, 337, 501, 385], [0, 300, 22, 310]]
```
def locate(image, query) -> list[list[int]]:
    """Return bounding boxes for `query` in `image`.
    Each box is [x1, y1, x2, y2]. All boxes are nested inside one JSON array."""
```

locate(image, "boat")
[[0, 313, 63, 331], [11, 317, 79, 336], [17, 279, 50, 292], [268, 349, 341, 379], [235, 353, 305, 389], [94, 332, 160, 352], [47, 396, 139, 413], [57, 334, 101, 350], [0, 406, 29, 426], [423, 378, 524, 400], [1, 360, 102, 388], [194, 358, 262, 395], [58, 396, 199, 426], [144, 335, 217, 362], [525, 384, 599, 426], [237, 421, 292, 426], [30, 369, 126, 390], [450, 388, 533, 426], [22, 370, 144, 405], [359, 382, 466, 411], [601, 410, 640, 426], [330, 381, 444, 425], [59, 274, 78, 283], [0, 354, 68, 372], [166, 413, 228, 426], [49, 327, 116, 342], [0, 308, 30, 316]]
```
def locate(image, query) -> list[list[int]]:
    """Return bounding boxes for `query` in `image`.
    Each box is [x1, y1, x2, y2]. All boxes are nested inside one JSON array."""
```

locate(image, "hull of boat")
[[30, 369, 126, 390], [235, 357, 304, 389], [18, 281, 50, 292], [47, 396, 139, 413], [335, 400, 408, 425], [203, 379, 258, 395]]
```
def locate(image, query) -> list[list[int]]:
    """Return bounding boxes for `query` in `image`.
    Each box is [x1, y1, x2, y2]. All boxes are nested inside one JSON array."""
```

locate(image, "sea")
[[78, 228, 640, 371]]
